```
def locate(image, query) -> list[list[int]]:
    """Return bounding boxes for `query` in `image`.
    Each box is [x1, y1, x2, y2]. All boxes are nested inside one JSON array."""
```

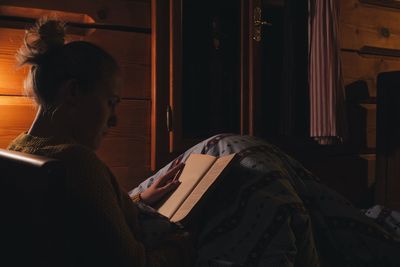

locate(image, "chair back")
[[0, 148, 65, 266]]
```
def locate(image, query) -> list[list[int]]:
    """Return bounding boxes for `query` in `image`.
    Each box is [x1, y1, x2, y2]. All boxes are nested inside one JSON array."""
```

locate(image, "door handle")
[[253, 6, 272, 42], [166, 105, 173, 132]]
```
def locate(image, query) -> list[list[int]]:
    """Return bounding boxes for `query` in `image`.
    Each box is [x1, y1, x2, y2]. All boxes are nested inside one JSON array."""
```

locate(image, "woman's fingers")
[[170, 162, 185, 175], [157, 163, 185, 185], [160, 179, 181, 194], [141, 164, 184, 204]]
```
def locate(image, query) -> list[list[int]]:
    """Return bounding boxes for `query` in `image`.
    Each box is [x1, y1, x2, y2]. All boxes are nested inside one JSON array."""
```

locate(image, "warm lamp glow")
[[0, 28, 29, 96], [0, 6, 95, 24], [0, 5, 95, 36], [0, 96, 36, 149], [0, 5, 95, 96]]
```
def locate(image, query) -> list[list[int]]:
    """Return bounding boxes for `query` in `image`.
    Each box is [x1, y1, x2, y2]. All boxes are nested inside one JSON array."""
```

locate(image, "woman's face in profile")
[[72, 75, 121, 150]]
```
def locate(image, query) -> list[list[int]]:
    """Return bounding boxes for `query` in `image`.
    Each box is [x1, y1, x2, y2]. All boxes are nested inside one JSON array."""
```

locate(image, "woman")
[[8, 18, 191, 266]]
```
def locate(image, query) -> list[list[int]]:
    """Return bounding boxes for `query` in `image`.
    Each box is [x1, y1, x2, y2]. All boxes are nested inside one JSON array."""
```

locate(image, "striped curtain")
[[309, 0, 347, 144]]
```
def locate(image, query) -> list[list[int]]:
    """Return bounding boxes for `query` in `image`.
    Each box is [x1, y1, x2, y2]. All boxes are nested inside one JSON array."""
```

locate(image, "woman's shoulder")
[[7, 133, 102, 166], [54, 143, 107, 172], [55, 142, 98, 160], [55, 143, 119, 196], [8, 133, 114, 187]]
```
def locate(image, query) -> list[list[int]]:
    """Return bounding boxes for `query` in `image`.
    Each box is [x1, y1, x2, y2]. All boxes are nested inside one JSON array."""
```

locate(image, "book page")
[[171, 153, 236, 222], [157, 154, 217, 218]]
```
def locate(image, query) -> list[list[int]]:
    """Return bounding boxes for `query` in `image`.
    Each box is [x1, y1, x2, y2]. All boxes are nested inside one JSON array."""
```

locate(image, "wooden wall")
[[339, 0, 400, 207], [341, 0, 400, 97], [286, 0, 400, 207], [0, 0, 151, 191]]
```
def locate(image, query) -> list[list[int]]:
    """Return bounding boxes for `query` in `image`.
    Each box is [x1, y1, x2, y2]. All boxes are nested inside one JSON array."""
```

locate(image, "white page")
[[171, 154, 236, 222], [157, 154, 217, 218]]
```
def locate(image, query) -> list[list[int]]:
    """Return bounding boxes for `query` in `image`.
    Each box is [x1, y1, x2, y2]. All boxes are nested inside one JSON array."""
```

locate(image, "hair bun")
[[17, 17, 66, 66], [37, 19, 66, 48]]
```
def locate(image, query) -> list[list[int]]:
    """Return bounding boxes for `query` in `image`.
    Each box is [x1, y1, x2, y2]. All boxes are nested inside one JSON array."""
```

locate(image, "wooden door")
[[242, 0, 273, 136], [171, 0, 242, 151], [152, 0, 272, 169]]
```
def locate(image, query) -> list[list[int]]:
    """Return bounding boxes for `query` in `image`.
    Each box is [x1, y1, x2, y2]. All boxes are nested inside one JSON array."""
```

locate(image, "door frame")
[[151, 0, 262, 170]]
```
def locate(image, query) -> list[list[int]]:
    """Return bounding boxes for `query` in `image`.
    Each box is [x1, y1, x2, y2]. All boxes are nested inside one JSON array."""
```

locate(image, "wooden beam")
[[0, 15, 151, 34], [342, 46, 400, 57], [360, 0, 400, 9]]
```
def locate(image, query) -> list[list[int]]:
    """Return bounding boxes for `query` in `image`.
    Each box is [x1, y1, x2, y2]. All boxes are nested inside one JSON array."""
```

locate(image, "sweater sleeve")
[[130, 193, 142, 203], [60, 145, 192, 267]]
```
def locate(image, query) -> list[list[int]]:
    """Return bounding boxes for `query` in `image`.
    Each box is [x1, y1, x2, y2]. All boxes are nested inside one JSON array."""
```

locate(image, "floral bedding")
[[130, 134, 400, 266]]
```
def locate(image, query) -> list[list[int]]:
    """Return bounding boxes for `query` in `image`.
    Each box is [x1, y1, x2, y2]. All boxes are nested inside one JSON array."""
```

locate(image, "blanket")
[[130, 134, 400, 266]]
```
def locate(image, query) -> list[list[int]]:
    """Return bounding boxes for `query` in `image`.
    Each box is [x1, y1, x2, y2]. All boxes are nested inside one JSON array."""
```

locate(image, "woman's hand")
[[140, 163, 185, 206]]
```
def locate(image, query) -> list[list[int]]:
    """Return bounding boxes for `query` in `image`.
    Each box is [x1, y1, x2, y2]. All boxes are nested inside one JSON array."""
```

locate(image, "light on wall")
[[0, 5, 96, 95], [0, 5, 95, 36]]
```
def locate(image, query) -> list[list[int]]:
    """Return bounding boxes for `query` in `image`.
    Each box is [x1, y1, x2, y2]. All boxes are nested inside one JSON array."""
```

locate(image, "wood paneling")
[[0, 28, 150, 99], [0, 0, 150, 29], [96, 99, 151, 190], [342, 51, 400, 97], [360, 0, 400, 9], [84, 30, 150, 66], [110, 166, 152, 192], [362, 104, 376, 149], [340, 0, 400, 97], [337, 0, 400, 208], [0, 96, 36, 148], [340, 0, 400, 52], [347, 103, 376, 149], [341, 0, 400, 32], [0, 28, 28, 95], [119, 64, 150, 99], [359, 153, 376, 187], [341, 22, 400, 51], [83, 30, 151, 99]]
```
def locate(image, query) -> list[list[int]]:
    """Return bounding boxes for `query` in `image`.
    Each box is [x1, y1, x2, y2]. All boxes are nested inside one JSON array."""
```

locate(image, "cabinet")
[[376, 71, 400, 210], [152, 0, 270, 169]]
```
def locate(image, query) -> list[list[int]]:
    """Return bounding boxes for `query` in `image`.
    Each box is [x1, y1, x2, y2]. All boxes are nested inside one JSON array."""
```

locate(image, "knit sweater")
[[8, 133, 192, 267]]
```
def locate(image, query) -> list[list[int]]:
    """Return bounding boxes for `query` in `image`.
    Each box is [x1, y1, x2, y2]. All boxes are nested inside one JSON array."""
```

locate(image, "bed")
[[130, 133, 400, 266]]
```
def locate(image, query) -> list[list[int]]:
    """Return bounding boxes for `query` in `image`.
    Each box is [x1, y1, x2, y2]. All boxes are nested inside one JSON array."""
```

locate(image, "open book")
[[157, 153, 238, 224]]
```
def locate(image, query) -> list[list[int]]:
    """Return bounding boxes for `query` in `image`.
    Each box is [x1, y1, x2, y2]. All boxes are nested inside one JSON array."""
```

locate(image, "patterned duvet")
[[130, 134, 400, 266]]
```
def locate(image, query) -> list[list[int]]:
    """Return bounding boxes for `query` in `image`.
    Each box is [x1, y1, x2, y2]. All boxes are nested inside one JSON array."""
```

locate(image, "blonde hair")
[[16, 17, 119, 111]]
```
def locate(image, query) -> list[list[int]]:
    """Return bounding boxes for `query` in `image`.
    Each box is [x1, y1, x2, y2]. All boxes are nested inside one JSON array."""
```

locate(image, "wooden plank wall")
[[0, 0, 151, 191], [340, 0, 400, 207], [341, 0, 400, 97]]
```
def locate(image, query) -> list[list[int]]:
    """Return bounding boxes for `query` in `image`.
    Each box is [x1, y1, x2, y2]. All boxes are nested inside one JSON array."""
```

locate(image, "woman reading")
[[7, 18, 192, 267]]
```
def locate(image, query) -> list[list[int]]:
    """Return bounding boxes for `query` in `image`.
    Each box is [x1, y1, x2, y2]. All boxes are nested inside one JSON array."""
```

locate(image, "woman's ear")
[[58, 79, 81, 107]]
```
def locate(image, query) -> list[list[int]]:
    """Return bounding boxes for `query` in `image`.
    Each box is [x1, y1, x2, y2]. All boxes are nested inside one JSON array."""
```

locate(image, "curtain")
[[309, 0, 347, 144]]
